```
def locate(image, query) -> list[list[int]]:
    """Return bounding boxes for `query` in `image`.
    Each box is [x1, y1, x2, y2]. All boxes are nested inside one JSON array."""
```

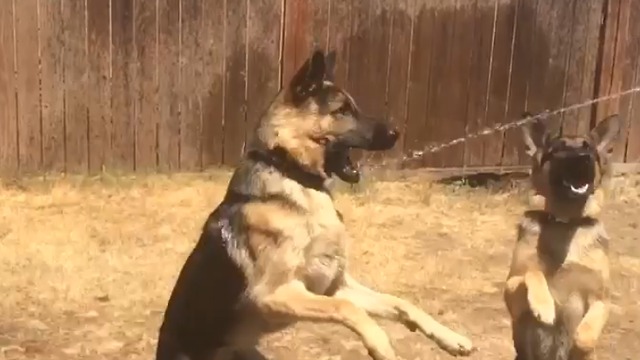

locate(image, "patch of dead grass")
[[0, 172, 638, 360]]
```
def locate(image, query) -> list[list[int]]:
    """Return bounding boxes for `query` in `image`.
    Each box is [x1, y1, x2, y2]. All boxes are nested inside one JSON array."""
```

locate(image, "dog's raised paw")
[[438, 334, 474, 357], [366, 348, 397, 360], [528, 291, 556, 325]]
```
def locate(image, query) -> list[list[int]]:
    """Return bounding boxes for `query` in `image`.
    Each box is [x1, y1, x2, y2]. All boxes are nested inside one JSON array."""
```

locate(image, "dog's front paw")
[[435, 332, 474, 357], [366, 344, 397, 360], [363, 329, 397, 360], [574, 322, 599, 352], [528, 289, 555, 325]]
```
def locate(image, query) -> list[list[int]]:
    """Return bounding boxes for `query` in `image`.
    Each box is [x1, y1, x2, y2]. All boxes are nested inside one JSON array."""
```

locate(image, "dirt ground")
[[0, 171, 638, 360]]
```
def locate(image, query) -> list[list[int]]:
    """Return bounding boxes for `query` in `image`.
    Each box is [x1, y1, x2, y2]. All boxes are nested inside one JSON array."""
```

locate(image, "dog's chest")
[[300, 189, 348, 294], [535, 223, 608, 302]]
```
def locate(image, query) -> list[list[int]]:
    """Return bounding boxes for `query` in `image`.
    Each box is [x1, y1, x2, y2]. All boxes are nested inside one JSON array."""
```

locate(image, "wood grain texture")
[[222, 0, 248, 166], [157, 0, 181, 171], [111, 0, 136, 172], [87, 0, 112, 173], [385, 0, 414, 160], [180, 0, 205, 170], [0, 1, 18, 176], [464, 0, 497, 167], [246, 0, 282, 142], [201, 0, 225, 168], [403, 0, 436, 168], [39, 0, 65, 173], [134, 0, 158, 171], [625, 0, 640, 163], [327, 0, 351, 87], [63, 0, 88, 173], [15, 0, 41, 174], [482, 0, 516, 167], [422, 0, 457, 167]]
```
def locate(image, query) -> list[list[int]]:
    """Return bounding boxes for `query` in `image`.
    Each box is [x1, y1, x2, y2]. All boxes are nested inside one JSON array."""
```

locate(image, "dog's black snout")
[[370, 123, 400, 150]]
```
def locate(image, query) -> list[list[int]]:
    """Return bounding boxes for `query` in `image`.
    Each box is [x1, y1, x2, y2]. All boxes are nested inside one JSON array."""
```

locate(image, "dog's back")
[[155, 194, 249, 360]]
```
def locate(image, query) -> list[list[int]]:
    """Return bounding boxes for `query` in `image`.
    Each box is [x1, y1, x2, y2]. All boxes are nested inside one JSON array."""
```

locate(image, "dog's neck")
[[538, 189, 604, 223], [246, 144, 329, 192]]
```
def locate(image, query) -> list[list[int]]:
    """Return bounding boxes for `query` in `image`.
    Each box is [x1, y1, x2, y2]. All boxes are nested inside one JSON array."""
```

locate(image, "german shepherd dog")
[[503, 113, 622, 360], [155, 50, 474, 360]]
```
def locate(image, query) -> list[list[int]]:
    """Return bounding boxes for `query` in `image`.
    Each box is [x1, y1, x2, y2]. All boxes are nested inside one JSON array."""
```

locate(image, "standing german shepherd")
[[503, 112, 622, 360], [155, 50, 474, 360]]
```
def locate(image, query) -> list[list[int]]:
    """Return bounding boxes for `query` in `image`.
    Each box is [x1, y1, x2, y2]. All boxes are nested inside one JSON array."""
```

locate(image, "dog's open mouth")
[[325, 146, 361, 183], [564, 181, 590, 195], [554, 154, 596, 198]]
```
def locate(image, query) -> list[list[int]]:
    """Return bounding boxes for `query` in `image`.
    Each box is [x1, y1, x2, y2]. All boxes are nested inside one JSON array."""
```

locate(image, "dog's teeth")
[[570, 184, 589, 194]]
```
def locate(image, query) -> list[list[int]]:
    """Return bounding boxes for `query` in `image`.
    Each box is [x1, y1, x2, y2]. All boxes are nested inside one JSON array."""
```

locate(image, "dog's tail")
[[513, 311, 573, 360]]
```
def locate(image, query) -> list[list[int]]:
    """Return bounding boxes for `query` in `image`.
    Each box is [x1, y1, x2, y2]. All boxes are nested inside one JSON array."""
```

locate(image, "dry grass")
[[0, 172, 638, 360]]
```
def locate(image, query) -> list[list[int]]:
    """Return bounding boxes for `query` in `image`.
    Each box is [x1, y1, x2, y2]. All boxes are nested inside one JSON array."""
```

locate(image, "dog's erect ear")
[[288, 50, 326, 105], [325, 50, 337, 82], [589, 114, 622, 153], [521, 111, 551, 157]]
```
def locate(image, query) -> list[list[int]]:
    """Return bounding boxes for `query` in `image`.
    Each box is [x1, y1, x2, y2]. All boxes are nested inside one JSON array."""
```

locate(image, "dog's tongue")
[[563, 180, 590, 195], [570, 183, 589, 194]]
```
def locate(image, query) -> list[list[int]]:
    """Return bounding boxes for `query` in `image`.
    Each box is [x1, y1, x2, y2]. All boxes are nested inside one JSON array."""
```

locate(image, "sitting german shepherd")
[[155, 50, 474, 360], [504, 112, 621, 360]]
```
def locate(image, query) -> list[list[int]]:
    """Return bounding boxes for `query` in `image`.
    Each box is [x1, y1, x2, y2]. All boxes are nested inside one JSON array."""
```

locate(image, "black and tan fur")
[[504, 113, 622, 360], [155, 50, 474, 360]]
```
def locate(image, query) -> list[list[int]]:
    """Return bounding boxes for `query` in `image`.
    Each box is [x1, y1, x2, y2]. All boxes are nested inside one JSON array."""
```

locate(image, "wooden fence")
[[0, 0, 639, 176]]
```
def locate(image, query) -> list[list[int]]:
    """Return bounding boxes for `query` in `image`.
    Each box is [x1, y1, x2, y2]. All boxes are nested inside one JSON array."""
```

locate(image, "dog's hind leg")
[[255, 280, 397, 360], [333, 274, 474, 356]]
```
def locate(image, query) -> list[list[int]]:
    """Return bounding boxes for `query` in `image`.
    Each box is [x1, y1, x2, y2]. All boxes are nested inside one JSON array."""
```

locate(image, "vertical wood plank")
[[157, 0, 181, 171], [327, 0, 351, 87], [63, 0, 88, 173], [0, 1, 18, 176], [310, 0, 330, 51], [282, 0, 330, 87], [422, 0, 457, 167], [625, 1, 640, 163], [385, 0, 414, 160], [345, 0, 370, 107], [464, 0, 497, 167], [344, 0, 372, 164], [594, 0, 622, 123], [282, 0, 308, 86], [526, 0, 574, 132], [403, 0, 435, 167], [601, 0, 632, 162], [133, 0, 158, 171], [482, 0, 516, 167], [223, 0, 248, 166], [439, 0, 474, 168], [111, 0, 136, 172], [358, 0, 393, 164], [246, 0, 282, 140], [87, 0, 112, 173], [201, 0, 225, 167], [39, 0, 65, 173], [576, 0, 604, 136], [502, 0, 534, 166], [363, 0, 392, 116], [180, 0, 205, 171], [15, 0, 41, 174]]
